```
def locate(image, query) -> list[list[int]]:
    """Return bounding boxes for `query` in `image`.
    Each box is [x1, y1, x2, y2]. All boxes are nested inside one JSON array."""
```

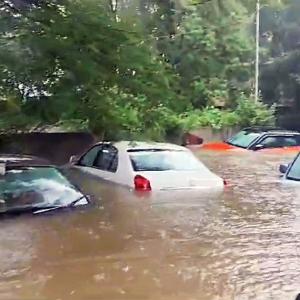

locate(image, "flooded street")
[[1, 150, 300, 300]]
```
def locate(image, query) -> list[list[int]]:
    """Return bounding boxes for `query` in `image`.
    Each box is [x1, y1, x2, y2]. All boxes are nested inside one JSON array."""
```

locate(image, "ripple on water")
[[0, 151, 300, 299]]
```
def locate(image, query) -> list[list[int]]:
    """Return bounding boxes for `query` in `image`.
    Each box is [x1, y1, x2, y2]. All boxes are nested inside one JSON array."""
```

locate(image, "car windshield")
[[129, 150, 208, 172], [0, 166, 84, 213], [286, 154, 300, 181], [227, 130, 261, 148]]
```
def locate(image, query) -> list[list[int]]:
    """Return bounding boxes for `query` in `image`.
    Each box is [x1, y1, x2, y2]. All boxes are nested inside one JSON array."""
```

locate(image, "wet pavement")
[[1, 150, 300, 300]]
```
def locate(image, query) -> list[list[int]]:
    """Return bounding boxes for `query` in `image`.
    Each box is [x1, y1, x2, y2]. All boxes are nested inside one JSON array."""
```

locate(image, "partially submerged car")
[[201, 127, 300, 152], [0, 155, 90, 216], [69, 141, 226, 191], [279, 152, 300, 183]]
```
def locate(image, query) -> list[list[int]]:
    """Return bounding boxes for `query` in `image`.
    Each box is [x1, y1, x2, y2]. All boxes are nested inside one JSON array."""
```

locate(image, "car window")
[[0, 167, 84, 212], [94, 146, 118, 172], [79, 145, 102, 167], [260, 136, 282, 148], [129, 150, 209, 172], [260, 136, 300, 148], [281, 136, 300, 146], [287, 154, 300, 181]]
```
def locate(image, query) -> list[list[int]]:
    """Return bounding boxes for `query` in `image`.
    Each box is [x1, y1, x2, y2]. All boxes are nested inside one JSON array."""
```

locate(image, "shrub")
[[235, 97, 275, 127], [180, 97, 275, 131]]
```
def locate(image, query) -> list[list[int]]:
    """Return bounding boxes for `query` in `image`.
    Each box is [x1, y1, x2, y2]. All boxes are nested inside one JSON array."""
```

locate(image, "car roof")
[[0, 154, 51, 168], [243, 127, 300, 135], [96, 141, 187, 152]]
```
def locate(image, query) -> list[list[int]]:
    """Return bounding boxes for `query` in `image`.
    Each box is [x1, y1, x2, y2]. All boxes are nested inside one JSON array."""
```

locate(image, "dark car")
[[0, 154, 90, 216], [201, 127, 300, 152]]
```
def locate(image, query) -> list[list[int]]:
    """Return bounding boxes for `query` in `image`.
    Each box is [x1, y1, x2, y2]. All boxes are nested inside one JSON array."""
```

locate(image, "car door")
[[90, 145, 118, 182], [76, 144, 119, 182]]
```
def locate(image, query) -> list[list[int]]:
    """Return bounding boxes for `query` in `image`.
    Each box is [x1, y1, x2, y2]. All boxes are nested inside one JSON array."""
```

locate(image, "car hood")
[[199, 142, 240, 151]]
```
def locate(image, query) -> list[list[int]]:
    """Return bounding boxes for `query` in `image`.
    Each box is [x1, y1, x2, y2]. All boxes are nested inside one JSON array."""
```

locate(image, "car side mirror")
[[69, 155, 79, 164], [253, 144, 264, 151], [279, 163, 289, 174]]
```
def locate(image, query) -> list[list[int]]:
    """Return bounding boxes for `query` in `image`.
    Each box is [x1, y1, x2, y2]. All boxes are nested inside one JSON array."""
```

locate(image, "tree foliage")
[[258, 0, 300, 110], [0, 0, 184, 136], [0, 0, 276, 139]]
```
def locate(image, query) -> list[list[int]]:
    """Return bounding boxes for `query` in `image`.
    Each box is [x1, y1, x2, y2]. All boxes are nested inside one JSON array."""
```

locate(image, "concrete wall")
[[167, 127, 240, 146], [188, 127, 240, 144], [0, 128, 239, 166], [0, 132, 96, 165]]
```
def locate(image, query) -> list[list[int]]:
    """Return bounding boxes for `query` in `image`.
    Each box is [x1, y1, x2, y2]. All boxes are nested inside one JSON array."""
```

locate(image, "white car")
[[69, 141, 226, 191]]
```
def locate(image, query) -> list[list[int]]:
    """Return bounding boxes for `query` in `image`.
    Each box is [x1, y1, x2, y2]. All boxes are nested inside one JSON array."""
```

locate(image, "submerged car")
[[279, 152, 300, 183], [0, 155, 90, 216], [201, 127, 300, 152], [69, 141, 226, 191]]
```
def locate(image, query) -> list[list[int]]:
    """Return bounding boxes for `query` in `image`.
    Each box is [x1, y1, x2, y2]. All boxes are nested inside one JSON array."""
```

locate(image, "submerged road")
[[0, 150, 299, 300]]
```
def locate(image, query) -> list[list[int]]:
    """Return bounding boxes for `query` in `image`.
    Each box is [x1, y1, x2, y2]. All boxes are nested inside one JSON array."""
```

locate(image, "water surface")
[[1, 150, 300, 300]]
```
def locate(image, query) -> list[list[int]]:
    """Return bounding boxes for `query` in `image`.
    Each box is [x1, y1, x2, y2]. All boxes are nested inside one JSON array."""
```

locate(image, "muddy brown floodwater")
[[1, 150, 300, 300]]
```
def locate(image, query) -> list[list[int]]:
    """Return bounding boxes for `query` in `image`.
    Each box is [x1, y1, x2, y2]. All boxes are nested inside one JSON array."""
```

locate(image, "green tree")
[[0, 0, 277, 138], [258, 0, 300, 108], [0, 0, 183, 138], [170, 2, 254, 108]]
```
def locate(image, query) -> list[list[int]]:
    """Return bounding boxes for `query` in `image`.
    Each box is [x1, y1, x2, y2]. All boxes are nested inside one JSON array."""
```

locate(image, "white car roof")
[[111, 141, 187, 152]]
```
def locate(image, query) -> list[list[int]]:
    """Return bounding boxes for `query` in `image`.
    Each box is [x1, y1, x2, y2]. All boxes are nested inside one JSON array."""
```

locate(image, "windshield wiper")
[[0, 206, 41, 216], [33, 195, 89, 214], [0, 195, 89, 216]]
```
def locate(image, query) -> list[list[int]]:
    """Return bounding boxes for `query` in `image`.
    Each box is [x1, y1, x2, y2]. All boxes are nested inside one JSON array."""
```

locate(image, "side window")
[[260, 136, 282, 148], [260, 136, 299, 148], [79, 145, 102, 167], [93, 146, 118, 172], [281, 136, 298, 147]]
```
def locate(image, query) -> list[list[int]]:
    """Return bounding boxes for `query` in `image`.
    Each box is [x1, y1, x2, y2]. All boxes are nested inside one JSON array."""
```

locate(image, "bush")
[[180, 97, 275, 131], [235, 97, 275, 127], [181, 107, 239, 130]]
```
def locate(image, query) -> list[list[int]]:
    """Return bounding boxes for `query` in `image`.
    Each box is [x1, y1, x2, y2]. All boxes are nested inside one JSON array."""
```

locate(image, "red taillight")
[[134, 175, 151, 191]]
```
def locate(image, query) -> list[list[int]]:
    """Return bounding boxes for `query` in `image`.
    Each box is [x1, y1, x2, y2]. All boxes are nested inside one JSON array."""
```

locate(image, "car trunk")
[[135, 170, 223, 190]]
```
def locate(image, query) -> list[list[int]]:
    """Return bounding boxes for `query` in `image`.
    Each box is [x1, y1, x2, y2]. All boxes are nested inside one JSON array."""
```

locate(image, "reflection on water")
[[1, 151, 300, 300]]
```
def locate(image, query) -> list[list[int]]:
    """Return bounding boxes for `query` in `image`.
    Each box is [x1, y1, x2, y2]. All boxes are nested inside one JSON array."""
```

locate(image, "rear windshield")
[[227, 130, 260, 148], [129, 150, 207, 172], [287, 154, 300, 181], [0, 167, 83, 211]]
